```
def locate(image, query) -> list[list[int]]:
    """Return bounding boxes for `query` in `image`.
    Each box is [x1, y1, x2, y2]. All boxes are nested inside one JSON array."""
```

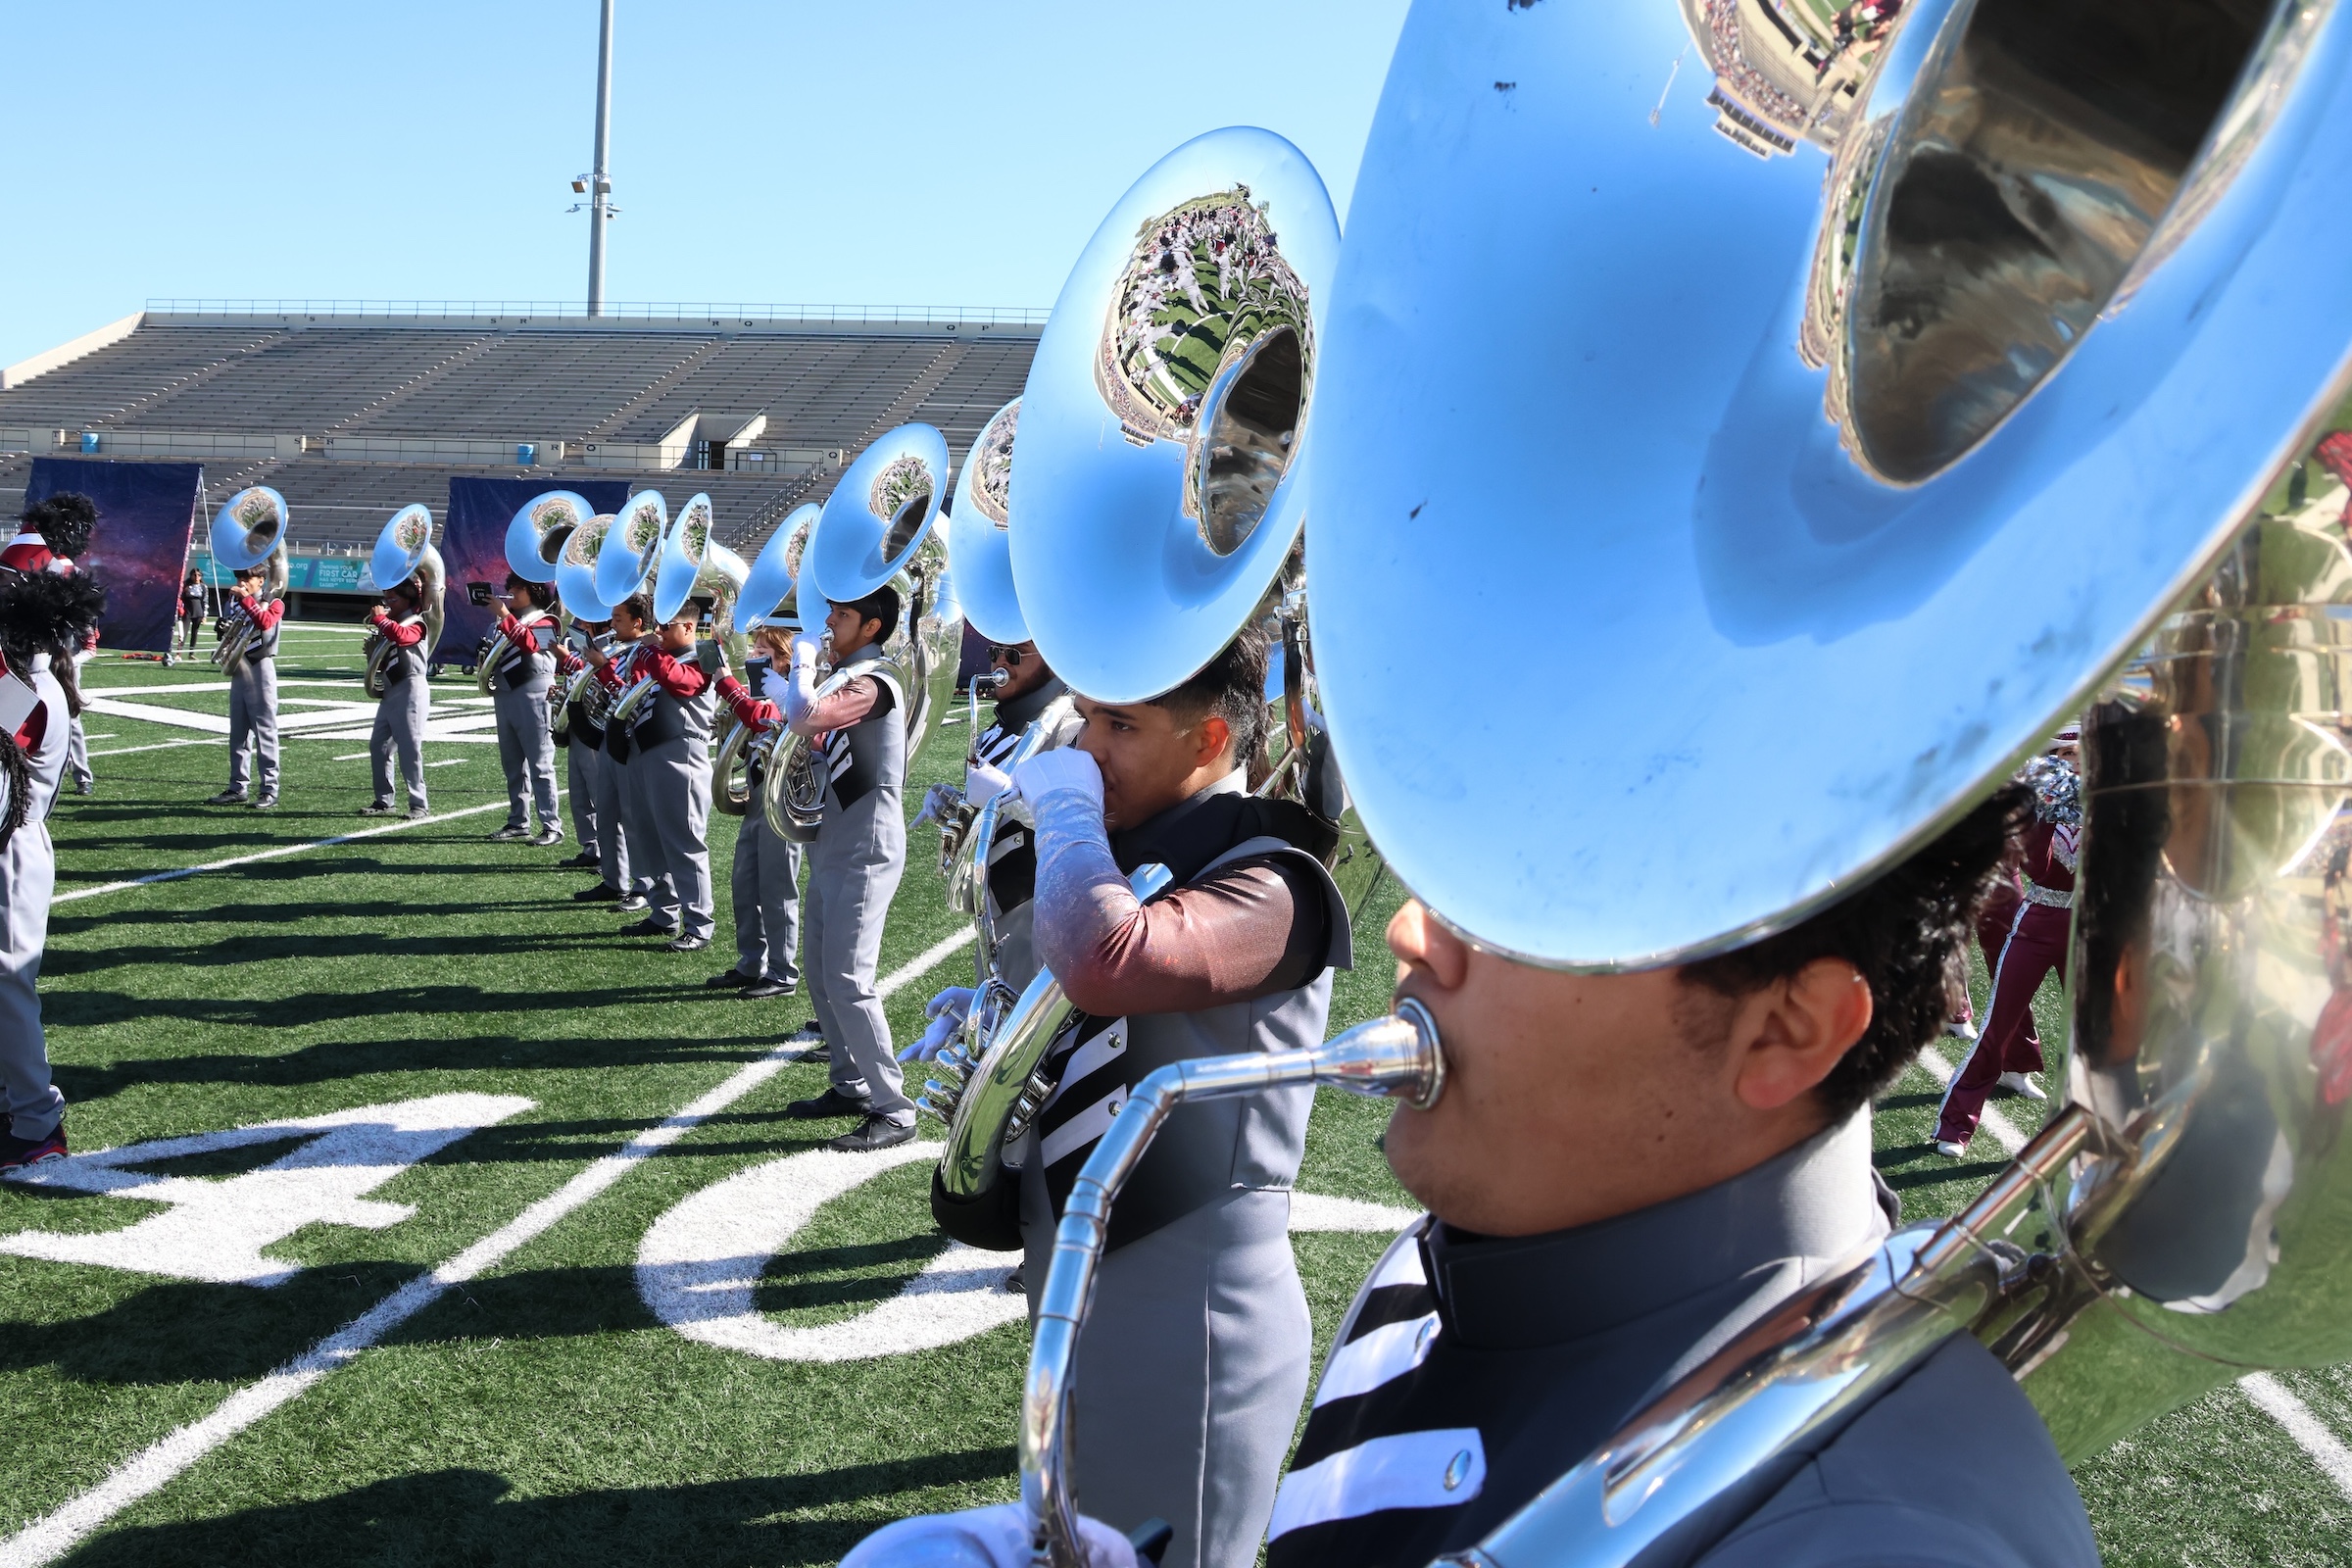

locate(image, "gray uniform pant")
[[369, 677, 429, 809], [619, 737, 712, 939], [1020, 1184, 1309, 1568], [226, 659, 278, 797], [65, 715, 91, 792], [731, 805, 803, 985], [493, 683, 560, 830], [588, 742, 641, 894], [566, 733, 599, 854], [804, 814, 909, 1119], [0, 823, 63, 1141]]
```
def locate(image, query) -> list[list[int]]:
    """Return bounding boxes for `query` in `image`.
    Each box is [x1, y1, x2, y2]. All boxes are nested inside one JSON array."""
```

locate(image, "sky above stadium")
[[0, 0, 1410, 368]]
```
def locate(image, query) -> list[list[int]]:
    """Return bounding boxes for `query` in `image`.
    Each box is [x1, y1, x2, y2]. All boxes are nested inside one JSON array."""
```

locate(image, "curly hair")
[[22, 493, 97, 560], [1680, 779, 2034, 1120]]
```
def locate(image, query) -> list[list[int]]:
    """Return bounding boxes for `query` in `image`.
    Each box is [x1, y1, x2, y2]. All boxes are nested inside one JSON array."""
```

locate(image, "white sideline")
[[0, 924, 976, 1568], [1917, 1051, 2352, 1502], [86, 738, 227, 760], [53, 795, 554, 906]]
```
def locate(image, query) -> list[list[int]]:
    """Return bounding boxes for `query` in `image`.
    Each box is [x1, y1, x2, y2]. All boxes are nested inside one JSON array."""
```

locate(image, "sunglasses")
[[988, 645, 1027, 666]]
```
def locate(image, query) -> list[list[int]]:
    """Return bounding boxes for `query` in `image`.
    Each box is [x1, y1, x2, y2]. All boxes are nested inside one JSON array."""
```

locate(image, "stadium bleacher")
[[0, 308, 1041, 557]]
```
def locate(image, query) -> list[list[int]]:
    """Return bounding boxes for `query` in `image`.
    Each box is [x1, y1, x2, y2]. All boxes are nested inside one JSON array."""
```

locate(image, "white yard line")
[[1912, 1045, 2029, 1154], [2240, 1375, 2352, 1500], [0, 926, 975, 1568], [1917, 1050, 2352, 1501], [52, 795, 556, 905], [86, 738, 227, 760]]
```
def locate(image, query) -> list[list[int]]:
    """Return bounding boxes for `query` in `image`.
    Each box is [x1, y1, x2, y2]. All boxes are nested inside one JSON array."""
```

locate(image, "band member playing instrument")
[[180, 568, 207, 654], [990, 622, 1348, 1568], [709, 624, 805, 1000], [483, 574, 564, 847], [1934, 744, 2079, 1156], [555, 616, 621, 889], [849, 781, 2094, 1568], [363, 580, 433, 818], [207, 563, 284, 810], [589, 594, 715, 949], [781, 588, 917, 1151], [0, 572, 106, 1173]]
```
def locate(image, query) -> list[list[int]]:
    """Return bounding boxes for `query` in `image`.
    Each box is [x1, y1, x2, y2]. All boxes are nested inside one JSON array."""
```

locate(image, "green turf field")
[[0, 620, 2344, 1565]]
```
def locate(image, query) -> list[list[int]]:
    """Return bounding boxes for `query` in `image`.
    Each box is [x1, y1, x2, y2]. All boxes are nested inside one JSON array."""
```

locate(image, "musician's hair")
[[384, 577, 422, 609], [1678, 779, 2034, 1121], [832, 586, 901, 647], [1148, 620, 1272, 785], [0, 571, 106, 665], [612, 592, 654, 627], [22, 492, 96, 560]]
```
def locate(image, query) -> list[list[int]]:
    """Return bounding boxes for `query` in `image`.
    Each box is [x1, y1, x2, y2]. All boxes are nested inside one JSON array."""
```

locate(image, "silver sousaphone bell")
[[1009, 124, 1339, 706], [714, 504, 821, 818], [504, 490, 590, 585], [207, 486, 290, 669]]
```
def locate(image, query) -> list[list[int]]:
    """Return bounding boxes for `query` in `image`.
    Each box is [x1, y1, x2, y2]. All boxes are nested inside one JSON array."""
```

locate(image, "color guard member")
[[483, 574, 564, 847], [0, 572, 105, 1173], [6, 496, 98, 800], [590, 594, 715, 949], [363, 579, 433, 818]]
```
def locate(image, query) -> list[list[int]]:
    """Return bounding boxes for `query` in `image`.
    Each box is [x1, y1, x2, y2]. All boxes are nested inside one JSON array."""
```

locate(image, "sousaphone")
[[714, 504, 819, 817], [363, 504, 445, 698], [207, 486, 290, 670]]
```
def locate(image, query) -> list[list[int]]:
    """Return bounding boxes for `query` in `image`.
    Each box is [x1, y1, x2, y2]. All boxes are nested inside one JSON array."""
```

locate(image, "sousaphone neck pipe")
[[1021, 1002, 1446, 1568]]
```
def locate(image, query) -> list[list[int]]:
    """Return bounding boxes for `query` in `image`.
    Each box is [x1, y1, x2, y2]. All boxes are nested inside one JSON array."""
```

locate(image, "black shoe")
[[706, 966, 760, 989], [739, 977, 797, 1000], [488, 823, 530, 842], [558, 851, 601, 870], [252, 795, 278, 810], [531, 825, 565, 849], [615, 894, 651, 913], [619, 917, 675, 937], [1004, 1263, 1026, 1297], [784, 1088, 868, 1121], [666, 935, 710, 953], [572, 883, 622, 903], [207, 789, 250, 807], [827, 1115, 918, 1152], [404, 804, 430, 819], [359, 801, 396, 816], [0, 1116, 68, 1175]]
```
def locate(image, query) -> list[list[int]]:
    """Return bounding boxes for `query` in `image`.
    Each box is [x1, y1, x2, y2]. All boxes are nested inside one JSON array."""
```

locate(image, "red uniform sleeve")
[[242, 595, 284, 631], [370, 609, 425, 647], [13, 699, 47, 755], [1050, 858, 1334, 1017], [556, 643, 585, 677], [714, 673, 780, 729], [595, 660, 626, 691], [643, 648, 709, 700], [496, 612, 553, 651]]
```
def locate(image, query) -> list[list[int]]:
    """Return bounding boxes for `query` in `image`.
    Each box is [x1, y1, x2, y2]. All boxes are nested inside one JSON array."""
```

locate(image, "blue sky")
[[0, 1, 1410, 367]]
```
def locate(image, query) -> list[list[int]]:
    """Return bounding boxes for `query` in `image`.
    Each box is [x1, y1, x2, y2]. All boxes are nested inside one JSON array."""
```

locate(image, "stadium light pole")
[[586, 0, 614, 317]]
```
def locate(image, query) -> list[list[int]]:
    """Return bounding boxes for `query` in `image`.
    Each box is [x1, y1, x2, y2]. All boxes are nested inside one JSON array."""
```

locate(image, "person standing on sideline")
[[709, 623, 804, 1001], [180, 568, 208, 654], [483, 574, 564, 847], [590, 594, 715, 950], [781, 589, 915, 1151], [6, 496, 98, 800], [206, 562, 284, 810], [0, 571, 106, 1172], [363, 579, 432, 819]]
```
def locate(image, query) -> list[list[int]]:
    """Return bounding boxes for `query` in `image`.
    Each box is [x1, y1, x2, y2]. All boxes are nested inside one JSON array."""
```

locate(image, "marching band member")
[[999, 622, 1348, 1568], [362, 579, 433, 819], [555, 616, 615, 882], [1933, 741, 2080, 1156], [483, 573, 564, 847], [6, 496, 98, 800], [0, 571, 106, 1173], [590, 593, 715, 949], [781, 588, 915, 1150], [180, 568, 208, 655], [709, 623, 804, 1000], [207, 561, 284, 810]]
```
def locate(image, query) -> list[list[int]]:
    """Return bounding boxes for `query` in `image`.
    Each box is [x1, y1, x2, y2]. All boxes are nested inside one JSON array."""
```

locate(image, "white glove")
[[1012, 747, 1103, 813], [964, 761, 1011, 810], [897, 986, 976, 1063], [790, 629, 824, 671], [841, 1503, 1138, 1568], [915, 782, 962, 829]]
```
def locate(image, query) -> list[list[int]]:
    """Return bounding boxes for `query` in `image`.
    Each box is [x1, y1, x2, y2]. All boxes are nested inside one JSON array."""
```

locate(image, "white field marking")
[[82, 679, 371, 697], [2240, 1374, 2352, 1500], [331, 753, 369, 762], [83, 699, 227, 735], [1912, 1046, 2029, 1154], [52, 793, 561, 905], [425, 759, 466, 768], [0, 929, 976, 1568], [86, 738, 227, 760], [636, 1156, 1418, 1365], [82, 733, 117, 740], [0, 1095, 533, 1287]]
